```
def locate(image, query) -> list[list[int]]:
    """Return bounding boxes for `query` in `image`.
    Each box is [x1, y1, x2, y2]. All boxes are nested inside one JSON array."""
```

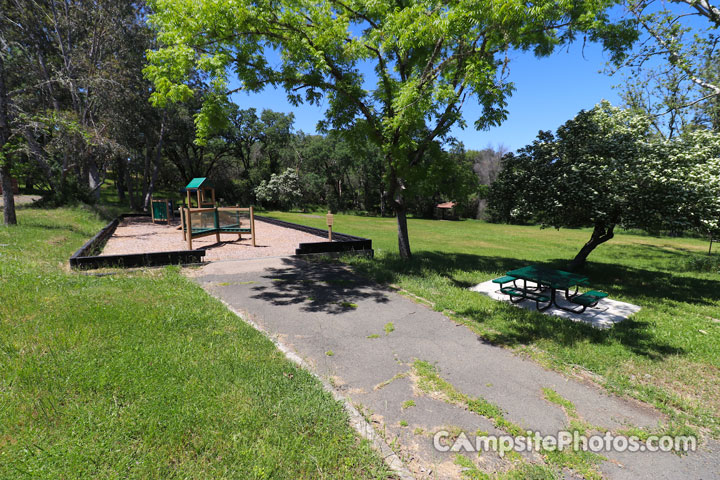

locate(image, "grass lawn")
[[0, 206, 391, 479], [265, 211, 720, 438]]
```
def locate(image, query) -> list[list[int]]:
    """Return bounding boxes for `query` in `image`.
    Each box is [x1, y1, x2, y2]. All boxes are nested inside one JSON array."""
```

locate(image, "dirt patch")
[[100, 216, 328, 261], [0, 194, 41, 208]]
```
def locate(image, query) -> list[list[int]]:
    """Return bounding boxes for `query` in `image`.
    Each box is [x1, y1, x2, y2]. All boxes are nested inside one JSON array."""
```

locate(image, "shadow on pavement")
[[250, 257, 390, 315]]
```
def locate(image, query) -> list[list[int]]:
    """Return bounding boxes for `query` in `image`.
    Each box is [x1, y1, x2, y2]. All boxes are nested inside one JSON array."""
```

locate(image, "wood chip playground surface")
[[100, 216, 326, 261]]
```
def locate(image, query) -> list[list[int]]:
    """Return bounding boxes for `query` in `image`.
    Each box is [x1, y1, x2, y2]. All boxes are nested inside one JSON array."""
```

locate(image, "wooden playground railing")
[[180, 206, 256, 250]]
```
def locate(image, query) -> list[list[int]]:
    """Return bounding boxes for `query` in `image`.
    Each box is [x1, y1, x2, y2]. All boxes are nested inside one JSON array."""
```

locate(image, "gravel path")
[[101, 216, 327, 261]]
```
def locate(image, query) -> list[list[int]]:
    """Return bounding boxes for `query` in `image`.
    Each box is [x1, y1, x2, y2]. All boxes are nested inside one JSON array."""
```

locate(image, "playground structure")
[[179, 178, 256, 250], [150, 198, 173, 224], [184, 177, 216, 208], [180, 206, 256, 250]]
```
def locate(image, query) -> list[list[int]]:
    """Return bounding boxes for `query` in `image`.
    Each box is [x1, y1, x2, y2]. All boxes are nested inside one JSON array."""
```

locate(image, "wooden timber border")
[[254, 215, 373, 257], [69, 214, 205, 270]]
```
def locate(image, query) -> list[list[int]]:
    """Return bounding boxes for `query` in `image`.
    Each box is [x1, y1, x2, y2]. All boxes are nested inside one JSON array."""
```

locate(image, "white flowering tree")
[[489, 101, 720, 269], [254, 168, 303, 210]]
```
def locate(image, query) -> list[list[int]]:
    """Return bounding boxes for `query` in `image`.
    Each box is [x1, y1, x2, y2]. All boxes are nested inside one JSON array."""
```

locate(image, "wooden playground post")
[[196, 189, 201, 209], [214, 209, 221, 244], [185, 208, 193, 250], [180, 206, 186, 240], [250, 206, 256, 247], [326, 211, 334, 241]]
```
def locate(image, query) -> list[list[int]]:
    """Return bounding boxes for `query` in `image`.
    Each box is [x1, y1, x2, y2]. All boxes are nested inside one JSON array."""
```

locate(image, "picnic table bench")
[[493, 265, 607, 313]]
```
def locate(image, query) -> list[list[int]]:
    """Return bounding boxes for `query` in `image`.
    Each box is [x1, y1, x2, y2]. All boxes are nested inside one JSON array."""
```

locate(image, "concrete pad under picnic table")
[[190, 257, 719, 480], [471, 279, 641, 328]]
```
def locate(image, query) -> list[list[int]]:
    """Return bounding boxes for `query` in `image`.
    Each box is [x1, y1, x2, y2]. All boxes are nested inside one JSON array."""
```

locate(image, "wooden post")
[[196, 190, 201, 209], [214, 208, 221, 244], [180, 207, 186, 240], [186, 190, 191, 208], [211, 188, 216, 207], [150, 196, 155, 222], [166, 200, 172, 224], [250, 206, 256, 247], [326, 211, 334, 241], [185, 207, 193, 250]]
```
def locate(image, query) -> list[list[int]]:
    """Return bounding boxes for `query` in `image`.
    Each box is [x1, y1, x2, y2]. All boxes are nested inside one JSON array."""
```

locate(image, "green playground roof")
[[185, 177, 212, 190]]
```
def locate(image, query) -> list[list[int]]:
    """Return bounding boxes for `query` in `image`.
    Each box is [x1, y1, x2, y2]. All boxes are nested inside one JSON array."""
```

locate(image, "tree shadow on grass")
[[249, 257, 390, 315], [350, 250, 720, 360], [577, 260, 719, 306], [472, 305, 683, 361]]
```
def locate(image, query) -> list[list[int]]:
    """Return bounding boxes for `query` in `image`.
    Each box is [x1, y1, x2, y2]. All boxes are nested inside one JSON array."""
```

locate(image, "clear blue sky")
[[229, 40, 622, 153]]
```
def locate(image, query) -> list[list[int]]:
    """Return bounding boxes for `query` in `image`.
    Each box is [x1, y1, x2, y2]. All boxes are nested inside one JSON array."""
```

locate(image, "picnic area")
[[3, 0, 720, 477]]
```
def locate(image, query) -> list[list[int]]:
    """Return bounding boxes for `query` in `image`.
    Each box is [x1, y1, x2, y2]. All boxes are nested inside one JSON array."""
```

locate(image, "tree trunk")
[[569, 222, 615, 271], [88, 159, 102, 202], [141, 143, 151, 205], [115, 158, 126, 202], [143, 113, 166, 211], [0, 53, 16, 225], [389, 169, 412, 259], [0, 165, 17, 226], [125, 159, 138, 211], [396, 205, 412, 259]]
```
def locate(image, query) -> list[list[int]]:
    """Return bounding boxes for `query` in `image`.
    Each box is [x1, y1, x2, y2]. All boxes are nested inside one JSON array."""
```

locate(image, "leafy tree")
[[408, 141, 479, 218], [488, 101, 720, 270], [254, 168, 303, 210], [468, 145, 507, 218], [1, 0, 170, 208], [293, 132, 357, 211], [612, 0, 720, 134], [163, 88, 232, 184], [145, 0, 635, 259]]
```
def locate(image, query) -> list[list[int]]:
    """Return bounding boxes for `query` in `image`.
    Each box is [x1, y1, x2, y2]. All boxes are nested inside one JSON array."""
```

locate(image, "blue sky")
[[229, 40, 622, 153]]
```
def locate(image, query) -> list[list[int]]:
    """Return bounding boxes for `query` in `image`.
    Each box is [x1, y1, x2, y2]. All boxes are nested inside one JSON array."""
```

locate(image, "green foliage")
[[2, 0, 164, 203], [146, 0, 636, 256], [254, 168, 303, 209]]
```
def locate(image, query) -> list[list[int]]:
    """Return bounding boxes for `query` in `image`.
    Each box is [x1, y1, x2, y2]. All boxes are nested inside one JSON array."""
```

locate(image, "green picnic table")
[[501, 265, 606, 313]]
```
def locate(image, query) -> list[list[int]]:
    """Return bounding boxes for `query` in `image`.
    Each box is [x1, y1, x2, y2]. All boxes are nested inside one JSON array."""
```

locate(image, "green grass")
[[266, 211, 720, 437], [0, 207, 390, 479]]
